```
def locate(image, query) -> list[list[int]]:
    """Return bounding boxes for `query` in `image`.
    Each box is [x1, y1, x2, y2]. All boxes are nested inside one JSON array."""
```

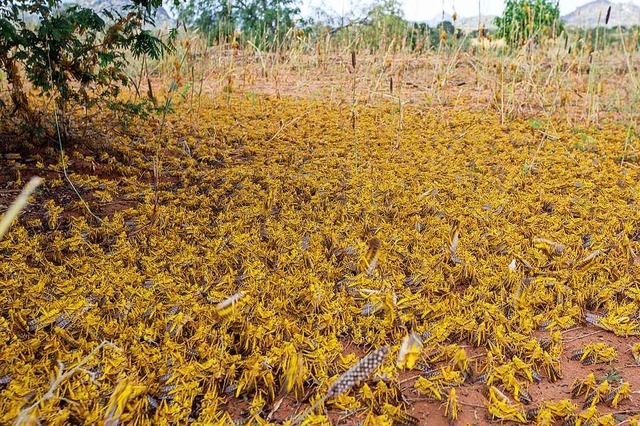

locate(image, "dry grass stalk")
[[0, 176, 42, 241]]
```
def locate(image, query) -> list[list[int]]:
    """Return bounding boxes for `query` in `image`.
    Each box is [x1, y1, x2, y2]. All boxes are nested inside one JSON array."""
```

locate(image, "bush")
[[494, 0, 564, 47], [0, 0, 175, 140]]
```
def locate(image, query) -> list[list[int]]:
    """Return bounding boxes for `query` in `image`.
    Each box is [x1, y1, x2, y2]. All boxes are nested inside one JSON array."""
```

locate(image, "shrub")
[[0, 0, 175, 140]]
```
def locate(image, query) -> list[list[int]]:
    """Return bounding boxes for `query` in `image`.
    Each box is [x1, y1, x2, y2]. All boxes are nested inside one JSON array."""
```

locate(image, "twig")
[[400, 374, 422, 385], [291, 396, 327, 426], [266, 396, 284, 421], [329, 17, 369, 35], [612, 409, 640, 416], [459, 401, 485, 409], [337, 407, 367, 422], [534, 130, 559, 141], [563, 330, 602, 343], [265, 111, 309, 144]]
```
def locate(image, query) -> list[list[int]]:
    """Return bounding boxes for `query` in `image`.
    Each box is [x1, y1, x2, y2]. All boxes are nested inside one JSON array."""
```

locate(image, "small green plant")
[[573, 133, 597, 152], [494, 0, 564, 47], [600, 368, 623, 385]]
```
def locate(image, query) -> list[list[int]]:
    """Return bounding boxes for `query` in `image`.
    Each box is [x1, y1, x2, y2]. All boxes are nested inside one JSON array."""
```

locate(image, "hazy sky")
[[301, 0, 640, 21]]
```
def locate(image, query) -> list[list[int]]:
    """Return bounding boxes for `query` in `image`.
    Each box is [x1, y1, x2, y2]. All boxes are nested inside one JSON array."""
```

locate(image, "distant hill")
[[562, 0, 640, 27], [429, 0, 640, 32], [426, 12, 453, 27], [425, 13, 497, 32], [457, 15, 498, 32]]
